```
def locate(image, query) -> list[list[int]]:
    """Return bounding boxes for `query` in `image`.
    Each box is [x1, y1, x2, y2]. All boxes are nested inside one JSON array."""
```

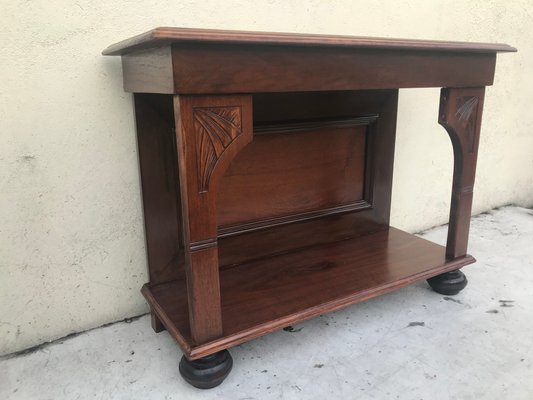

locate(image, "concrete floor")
[[1, 206, 532, 400]]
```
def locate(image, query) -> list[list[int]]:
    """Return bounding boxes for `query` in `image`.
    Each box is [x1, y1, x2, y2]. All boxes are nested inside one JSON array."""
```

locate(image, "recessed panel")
[[217, 122, 368, 230]]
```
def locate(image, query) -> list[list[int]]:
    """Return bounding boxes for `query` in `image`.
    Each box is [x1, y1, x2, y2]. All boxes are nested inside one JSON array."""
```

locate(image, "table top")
[[102, 27, 516, 56]]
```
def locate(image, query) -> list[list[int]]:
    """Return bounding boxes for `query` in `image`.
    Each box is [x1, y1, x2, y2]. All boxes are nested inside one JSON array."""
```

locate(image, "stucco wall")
[[1, 0, 531, 355]]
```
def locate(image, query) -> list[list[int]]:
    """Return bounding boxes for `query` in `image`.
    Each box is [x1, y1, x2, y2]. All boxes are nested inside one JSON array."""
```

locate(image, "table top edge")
[[102, 27, 517, 56]]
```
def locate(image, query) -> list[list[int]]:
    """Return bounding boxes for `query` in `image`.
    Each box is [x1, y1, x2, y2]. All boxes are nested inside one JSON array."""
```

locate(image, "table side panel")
[[134, 93, 185, 283]]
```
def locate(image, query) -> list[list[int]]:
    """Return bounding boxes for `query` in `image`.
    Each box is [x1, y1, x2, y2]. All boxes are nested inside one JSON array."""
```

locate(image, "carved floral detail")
[[455, 96, 478, 123], [455, 96, 479, 153], [193, 106, 242, 192]]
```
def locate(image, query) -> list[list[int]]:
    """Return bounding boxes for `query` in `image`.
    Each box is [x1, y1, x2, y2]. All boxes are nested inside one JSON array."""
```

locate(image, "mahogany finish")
[[117, 44, 499, 94], [217, 121, 368, 228], [143, 228, 475, 359], [438, 87, 486, 260], [104, 27, 514, 387], [133, 94, 184, 284], [174, 94, 253, 344], [103, 26, 515, 55]]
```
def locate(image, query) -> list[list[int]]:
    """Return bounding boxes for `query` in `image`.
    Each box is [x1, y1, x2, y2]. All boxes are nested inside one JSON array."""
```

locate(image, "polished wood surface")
[[103, 29, 513, 371], [118, 45, 499, 94], [170, 44, 498, 93], [174, 95, 253, 343], [133, 94, 184, 284], [103, 27, 516, 55], [104, 27, 514, 94], [218, 213, 386, 268], [143, 227, 475, 359], [438, 87, 485, 260], [218, 120, 368, 229]]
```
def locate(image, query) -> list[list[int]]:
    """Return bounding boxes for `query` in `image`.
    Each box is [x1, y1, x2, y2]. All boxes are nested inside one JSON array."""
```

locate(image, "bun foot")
[[427, 269, 468, 295], [179, 350, 233, 389]]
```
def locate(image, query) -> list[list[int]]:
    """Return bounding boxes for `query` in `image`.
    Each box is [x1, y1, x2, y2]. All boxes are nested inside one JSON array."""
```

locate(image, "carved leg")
[[174, 95, 253, 343], [428, 88, 485, 295], [179, 350, 233, 389], [438, 87, 485, 260], [427, 269, 468, 295]]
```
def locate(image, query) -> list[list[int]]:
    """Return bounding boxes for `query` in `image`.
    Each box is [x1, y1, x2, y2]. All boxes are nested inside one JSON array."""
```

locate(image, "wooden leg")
[[428, 87, 485, 295], [184, 246, 224, 343], [438, 87, 485, 260], [179, 350, 233, 389], [151, 310, 165, 333], [174, 95, 253, 344]]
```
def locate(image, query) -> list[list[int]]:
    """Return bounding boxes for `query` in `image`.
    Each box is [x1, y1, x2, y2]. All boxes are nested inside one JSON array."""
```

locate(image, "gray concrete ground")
[[1, 206, 532, 400]]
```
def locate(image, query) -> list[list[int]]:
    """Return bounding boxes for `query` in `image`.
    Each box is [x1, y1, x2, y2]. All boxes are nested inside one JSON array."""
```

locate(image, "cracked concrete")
[[0, 206, 532, 399]]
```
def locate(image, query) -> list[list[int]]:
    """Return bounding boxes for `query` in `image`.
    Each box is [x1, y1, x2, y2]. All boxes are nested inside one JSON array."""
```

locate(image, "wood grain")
[[218, 213, 386, 268], [110, 29, 514, 370], [174, 95, 253, 343], [193, 106, 244, 193], [103, 27, 516, 55], [217, 120, 369, 229], [215, 90, 397, 265], [133, 94, 184, 284], [144, 227, 476, 359], [438, 87, 485, 259], [104, 28, 515, 94], [171, 44, 498, 94]]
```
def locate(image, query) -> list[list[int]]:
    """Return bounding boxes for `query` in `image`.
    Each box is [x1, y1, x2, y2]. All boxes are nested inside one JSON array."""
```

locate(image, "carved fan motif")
[[455, 96, 479, 153], [193, 106, 243, 192]]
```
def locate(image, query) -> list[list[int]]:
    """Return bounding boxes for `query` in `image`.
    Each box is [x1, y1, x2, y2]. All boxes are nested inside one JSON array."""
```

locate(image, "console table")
[[103, 28, 515, 389]]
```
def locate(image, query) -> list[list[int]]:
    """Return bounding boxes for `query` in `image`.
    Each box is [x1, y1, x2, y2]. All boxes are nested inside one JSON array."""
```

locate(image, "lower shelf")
[[143, 227, 475, 359]]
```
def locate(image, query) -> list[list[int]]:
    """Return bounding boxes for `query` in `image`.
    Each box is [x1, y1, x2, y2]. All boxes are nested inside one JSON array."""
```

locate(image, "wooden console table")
[[103, 28, 515, 389]]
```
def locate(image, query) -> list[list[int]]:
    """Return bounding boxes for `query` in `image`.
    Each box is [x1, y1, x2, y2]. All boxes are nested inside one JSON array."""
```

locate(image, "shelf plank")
[[143, 227, 475, 359]]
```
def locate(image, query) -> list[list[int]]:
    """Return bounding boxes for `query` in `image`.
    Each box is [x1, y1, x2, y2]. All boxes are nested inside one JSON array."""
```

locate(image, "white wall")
[[1, 0, 531, 355]]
